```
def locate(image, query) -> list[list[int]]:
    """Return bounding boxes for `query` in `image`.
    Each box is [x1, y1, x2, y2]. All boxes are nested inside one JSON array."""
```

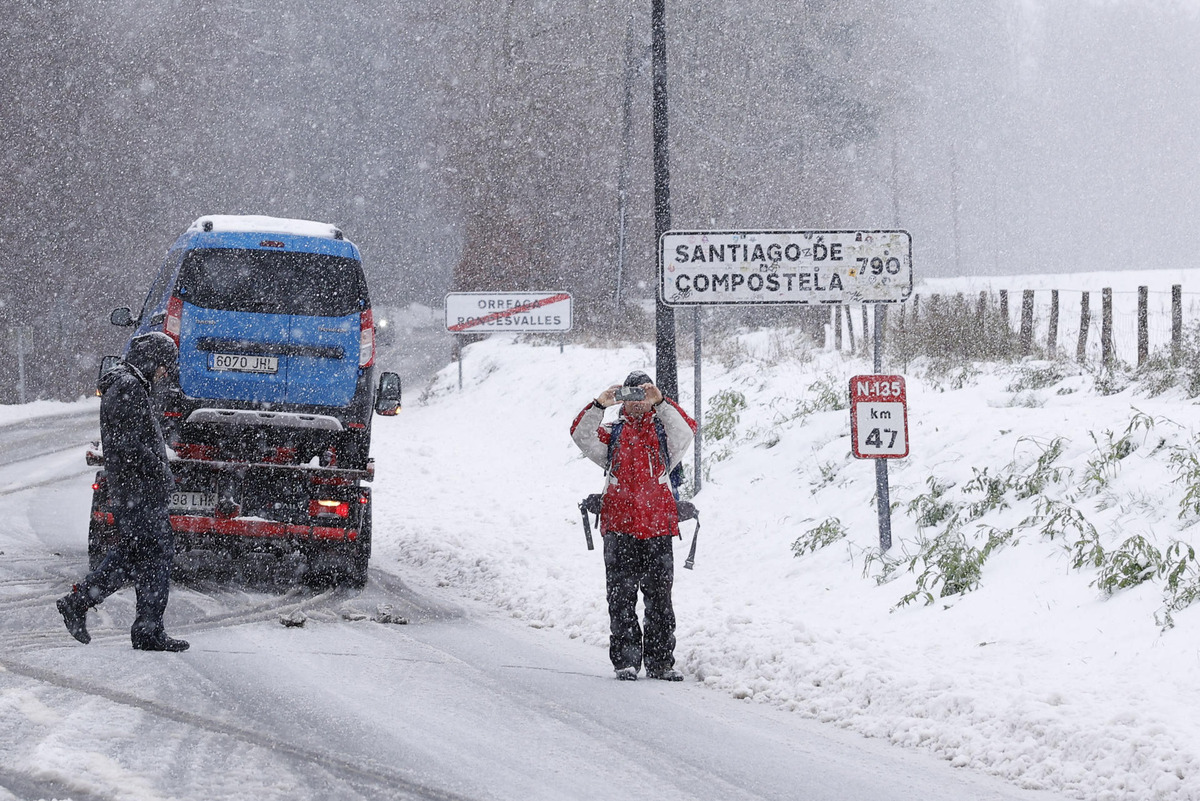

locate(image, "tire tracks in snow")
[[0, 656, 477, 801]]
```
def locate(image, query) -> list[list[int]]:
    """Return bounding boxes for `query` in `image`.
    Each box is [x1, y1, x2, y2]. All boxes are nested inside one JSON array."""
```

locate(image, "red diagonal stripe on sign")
[[448, 293, 570, 332]]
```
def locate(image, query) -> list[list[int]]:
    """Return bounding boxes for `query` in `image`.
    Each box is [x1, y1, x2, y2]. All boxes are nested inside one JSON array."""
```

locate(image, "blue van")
[[110, 215, 399, 469], [96, 215, 400, 586]]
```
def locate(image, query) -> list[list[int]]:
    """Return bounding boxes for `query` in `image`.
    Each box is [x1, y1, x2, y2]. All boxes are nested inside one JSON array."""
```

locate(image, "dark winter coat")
[[99, 364, 174, 512], [571, 397, 697, 539]]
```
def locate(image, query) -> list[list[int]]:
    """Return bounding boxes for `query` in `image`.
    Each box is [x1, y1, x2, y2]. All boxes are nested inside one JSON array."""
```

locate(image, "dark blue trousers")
[[603, 532, 676, 673], [76, 503, 174, 644]]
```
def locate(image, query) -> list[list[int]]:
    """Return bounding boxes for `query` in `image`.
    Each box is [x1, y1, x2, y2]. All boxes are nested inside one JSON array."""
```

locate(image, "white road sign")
[[659, 230, 912, 307], [849, 375, 909, 459], [445, 292, 573, 333]]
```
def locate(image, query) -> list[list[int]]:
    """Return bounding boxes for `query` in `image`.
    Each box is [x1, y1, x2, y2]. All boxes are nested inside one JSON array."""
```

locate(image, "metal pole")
[[614, 11, 637, 311], [875, 459, 892, 551], [16, 327, 27, 404], [456, 338, 463, 391], [652, 0, 678, 402], [873, 304, 891, 551], [693, 306, 702, 496]]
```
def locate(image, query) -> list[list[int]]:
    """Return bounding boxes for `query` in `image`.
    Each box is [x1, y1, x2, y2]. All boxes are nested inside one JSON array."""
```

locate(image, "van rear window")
[[176, 248, 368, 317]]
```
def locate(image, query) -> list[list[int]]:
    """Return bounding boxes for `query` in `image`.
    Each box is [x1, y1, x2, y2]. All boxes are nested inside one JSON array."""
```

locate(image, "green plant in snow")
[[1157, 541, 1200, 630], [1094, 534, 1162, 596], [791, 517, 848, 557], [962, 466, 1010, 520], [1082, 412, 1154, 493], [705, 389, 747, 443], [804, 377, 847, 413], [1012, 437, 1069, 500], [905, 476, 958, 529], [1169, 443, 1200, 520], [896, 530, 989, 607], [1006, 364, 1066, 393], [810, 460, 839, 492]]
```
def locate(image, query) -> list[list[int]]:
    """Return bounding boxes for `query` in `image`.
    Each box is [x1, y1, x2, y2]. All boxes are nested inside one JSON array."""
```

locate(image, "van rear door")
[[174, 248, 367, 407]]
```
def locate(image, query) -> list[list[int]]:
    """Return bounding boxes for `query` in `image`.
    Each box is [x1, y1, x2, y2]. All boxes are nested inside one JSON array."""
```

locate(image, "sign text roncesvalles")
[[849, 375, 909, 459], [444, 292, 573, 334], [659, 230, 912, 306]]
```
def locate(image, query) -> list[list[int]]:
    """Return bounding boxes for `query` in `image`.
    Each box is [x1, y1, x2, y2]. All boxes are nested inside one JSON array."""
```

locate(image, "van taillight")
[[359, 309, 375, 368], [164, 295, 182, 345]]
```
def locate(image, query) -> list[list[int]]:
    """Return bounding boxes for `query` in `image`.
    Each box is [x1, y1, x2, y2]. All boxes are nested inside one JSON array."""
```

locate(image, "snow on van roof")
[[188, 215, 344, 240]]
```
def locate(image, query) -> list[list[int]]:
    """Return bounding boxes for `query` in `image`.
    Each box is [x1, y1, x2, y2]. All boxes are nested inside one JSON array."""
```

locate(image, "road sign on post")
[[445, 292, 573, 334], [850, 375, 909, 459], [850, 375, 909, 551], [659, 230, 912, 307], [444, 292, 573, 391]]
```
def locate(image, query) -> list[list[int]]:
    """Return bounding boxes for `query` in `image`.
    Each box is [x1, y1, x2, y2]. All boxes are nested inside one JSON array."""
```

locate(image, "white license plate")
[[170, 491, 217, 512], [212, 353, 279, 374]]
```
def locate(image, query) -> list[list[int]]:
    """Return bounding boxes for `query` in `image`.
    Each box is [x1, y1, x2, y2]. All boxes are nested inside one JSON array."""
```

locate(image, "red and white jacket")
[[570, 397, 697, 539]]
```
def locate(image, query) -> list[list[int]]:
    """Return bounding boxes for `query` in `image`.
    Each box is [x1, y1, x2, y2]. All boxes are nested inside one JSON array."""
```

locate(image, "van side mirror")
[[110, 307, 135, 327], [96, 355, 121, 395], [374, 372, 402, 416]]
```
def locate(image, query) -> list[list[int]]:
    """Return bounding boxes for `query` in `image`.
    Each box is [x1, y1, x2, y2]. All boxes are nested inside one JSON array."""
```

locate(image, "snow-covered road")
[[0, 409, 1059, 801]]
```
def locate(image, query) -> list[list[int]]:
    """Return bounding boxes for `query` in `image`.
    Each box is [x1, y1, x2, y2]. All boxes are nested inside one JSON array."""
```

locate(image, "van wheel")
[[343, 505, 371, 589]]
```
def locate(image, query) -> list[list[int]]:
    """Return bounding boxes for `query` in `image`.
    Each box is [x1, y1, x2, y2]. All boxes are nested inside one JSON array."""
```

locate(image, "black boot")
[[132, 634, 189, 652], [56, 593, 90, 644]]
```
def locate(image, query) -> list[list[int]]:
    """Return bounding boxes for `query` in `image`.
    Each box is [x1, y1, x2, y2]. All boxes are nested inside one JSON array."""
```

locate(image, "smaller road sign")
[[445, 292, 573, 333], [850, 375, 909, 459]]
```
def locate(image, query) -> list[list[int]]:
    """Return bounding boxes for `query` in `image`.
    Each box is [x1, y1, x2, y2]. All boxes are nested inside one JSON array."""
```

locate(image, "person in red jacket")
[[571, 370, 697, 681]]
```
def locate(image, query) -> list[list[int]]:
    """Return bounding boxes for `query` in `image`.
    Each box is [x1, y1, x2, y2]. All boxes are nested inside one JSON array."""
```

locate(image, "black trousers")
[[76, 503, 174, 643], [603, 532, 676, 672]]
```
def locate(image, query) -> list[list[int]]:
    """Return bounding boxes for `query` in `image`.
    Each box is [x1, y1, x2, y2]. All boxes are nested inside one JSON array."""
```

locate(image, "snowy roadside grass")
[[0, 397, 97, 427], [371, 332, 1200, 800]]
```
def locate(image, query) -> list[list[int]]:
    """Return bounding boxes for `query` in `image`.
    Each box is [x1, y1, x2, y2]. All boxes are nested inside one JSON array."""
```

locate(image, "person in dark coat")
[[570, 370, 697, 681], [57, 331, 189, 652]]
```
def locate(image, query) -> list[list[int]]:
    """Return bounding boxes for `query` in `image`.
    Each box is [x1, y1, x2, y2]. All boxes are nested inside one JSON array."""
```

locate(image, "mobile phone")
[[614, 386, 646, 402]]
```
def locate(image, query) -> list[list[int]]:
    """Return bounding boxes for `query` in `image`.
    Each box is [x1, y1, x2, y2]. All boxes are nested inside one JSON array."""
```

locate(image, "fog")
[[2, 0, 1198, 400]]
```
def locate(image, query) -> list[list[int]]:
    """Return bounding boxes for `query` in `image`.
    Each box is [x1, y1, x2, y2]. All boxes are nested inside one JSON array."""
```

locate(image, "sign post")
[[849, 375, 909, 550], [444, 292, 573, 390]]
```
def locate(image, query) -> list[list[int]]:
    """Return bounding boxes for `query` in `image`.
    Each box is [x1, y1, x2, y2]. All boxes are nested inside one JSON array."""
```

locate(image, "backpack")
[[578, 414, 699, 568], [606, 418, 683, 499]]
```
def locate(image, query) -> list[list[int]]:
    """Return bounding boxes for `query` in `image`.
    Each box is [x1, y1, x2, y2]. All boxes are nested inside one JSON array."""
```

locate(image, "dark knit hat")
[[623, 370, 653, 388], [126, 331, 178, 379]]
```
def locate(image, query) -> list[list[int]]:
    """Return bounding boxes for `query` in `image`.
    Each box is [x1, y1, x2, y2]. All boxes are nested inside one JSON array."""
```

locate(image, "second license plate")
[[170, 491, 217, 513]]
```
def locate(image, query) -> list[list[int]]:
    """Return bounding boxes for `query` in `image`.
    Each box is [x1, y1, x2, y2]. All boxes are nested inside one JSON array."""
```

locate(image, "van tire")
[[344, 504, 371, 589]]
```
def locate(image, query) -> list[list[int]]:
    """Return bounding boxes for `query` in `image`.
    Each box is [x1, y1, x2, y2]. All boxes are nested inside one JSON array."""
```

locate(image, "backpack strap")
[[604, 420, 625, 483]]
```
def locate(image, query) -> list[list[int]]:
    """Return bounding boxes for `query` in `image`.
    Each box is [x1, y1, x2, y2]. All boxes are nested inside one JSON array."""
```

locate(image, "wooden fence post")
[[1077, 291, 1090, 364], [1101, 287, 1113, 369], [1173, 284, 1183, 366], [1019, 290, 1035, 356], [1137, 286, 1149, 367], [1048, 289, 1060, 357]]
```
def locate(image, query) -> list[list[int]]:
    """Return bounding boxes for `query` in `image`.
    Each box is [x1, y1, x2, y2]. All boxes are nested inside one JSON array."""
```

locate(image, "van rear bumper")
[[185, 408, 344, 431], [91, 510, 360, 542]]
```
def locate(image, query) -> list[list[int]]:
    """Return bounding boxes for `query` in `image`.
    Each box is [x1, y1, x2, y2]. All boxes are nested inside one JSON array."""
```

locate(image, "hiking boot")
[[614, 666, 639, 681], [132, 635, 190, 652], [56, 594, 90, 644], [646, 667, 684, 682]]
